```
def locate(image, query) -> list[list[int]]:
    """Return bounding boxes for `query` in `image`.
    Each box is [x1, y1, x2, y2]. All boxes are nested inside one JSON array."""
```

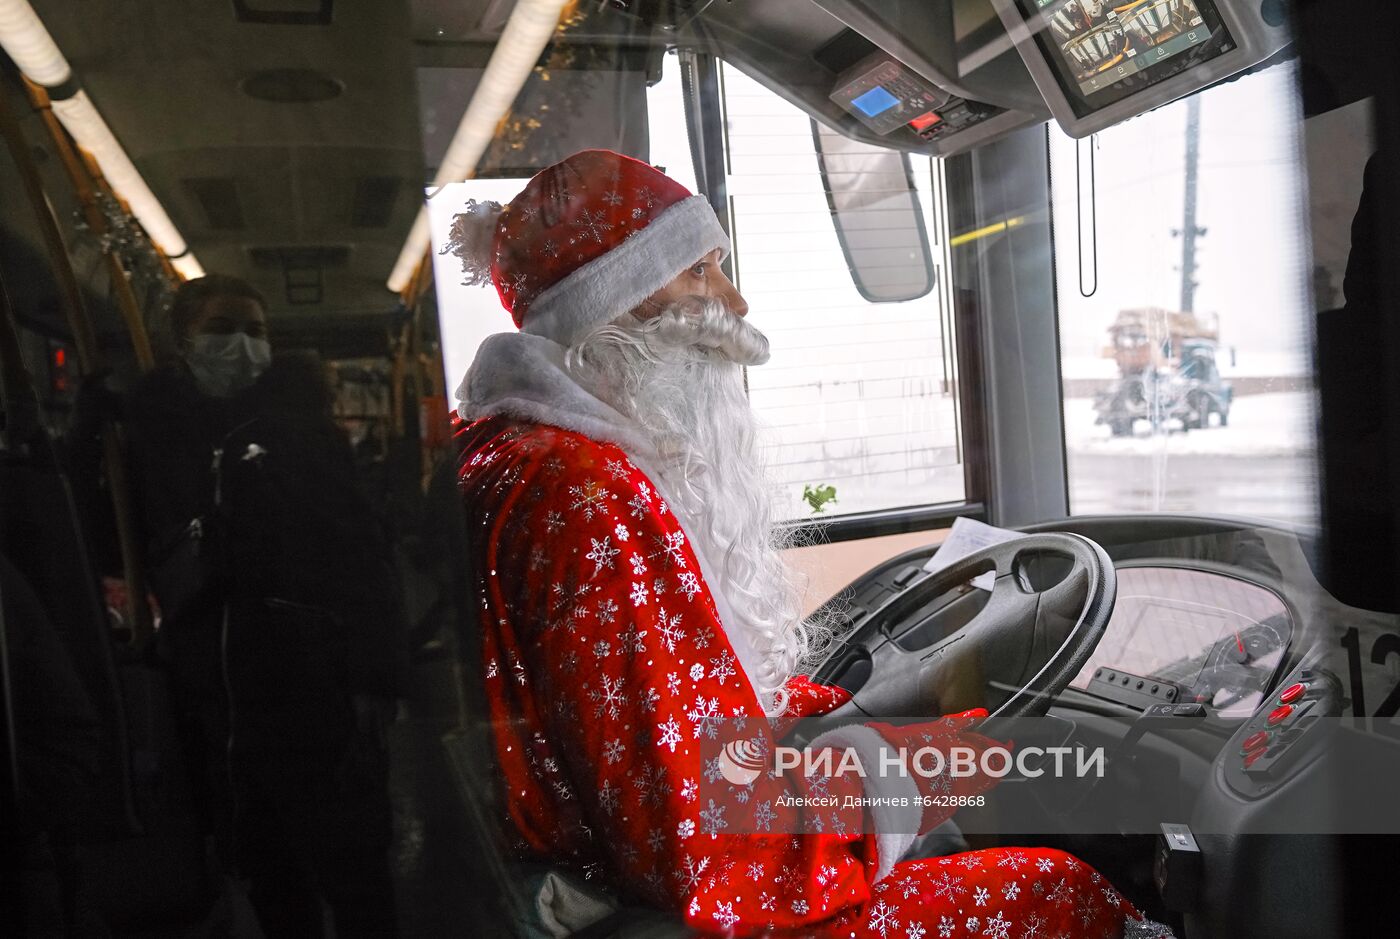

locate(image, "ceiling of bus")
[[9, 0, 693, 354], [25, 0, 424, 347], [7, 0, 1038, 355]]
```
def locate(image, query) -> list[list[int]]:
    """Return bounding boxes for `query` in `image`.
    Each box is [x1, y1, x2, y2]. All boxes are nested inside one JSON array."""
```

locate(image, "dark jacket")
[[121, 357, 406, 741]]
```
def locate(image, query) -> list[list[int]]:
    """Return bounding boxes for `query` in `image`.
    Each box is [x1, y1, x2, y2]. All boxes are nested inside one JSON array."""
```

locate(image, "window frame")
[[701, 58, 995, 543]]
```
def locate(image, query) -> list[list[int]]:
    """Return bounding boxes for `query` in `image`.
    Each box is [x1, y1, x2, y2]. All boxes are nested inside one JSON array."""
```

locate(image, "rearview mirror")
[[810, 120, 936, 303]]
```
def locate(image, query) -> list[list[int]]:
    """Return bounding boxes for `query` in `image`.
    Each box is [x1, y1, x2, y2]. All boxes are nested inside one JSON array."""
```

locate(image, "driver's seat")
[[441, 661, 692, 938], [439, 451, 690, 937]]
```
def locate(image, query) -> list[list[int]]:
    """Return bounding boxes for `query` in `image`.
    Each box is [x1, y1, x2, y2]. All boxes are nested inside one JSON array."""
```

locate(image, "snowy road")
[[1064, 392, 1320, 526]]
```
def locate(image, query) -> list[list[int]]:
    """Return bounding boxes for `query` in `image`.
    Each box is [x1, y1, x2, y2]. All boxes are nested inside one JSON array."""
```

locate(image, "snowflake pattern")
[[655, 608, 686, 652], [983, 911, 1012, 939], [619, 622, 648, 654], [868, 899, 899, 937], [677, 571, 702, 600], [656, 717, 682, 753], [647, 531, 688, 570], [568, 480, 609, 520], [685, 696, 724, 739], [528, 546, 547, 572], [571, 208, 614, 244], [698, 799, 728, 837], [634, 762, 671, 807], [712, 901, 739, 929], [585, 537, 620, 575], [588, 674, 627, 720], [676, 853, 708, 891], [708, 651, 737, 684], [930, 872, 965, 902], [997, 851, 1028, 872], [598, 780, 619, 815]]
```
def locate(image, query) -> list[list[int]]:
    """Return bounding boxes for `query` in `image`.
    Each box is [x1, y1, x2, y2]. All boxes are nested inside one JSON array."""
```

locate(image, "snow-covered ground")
[[1060, 353, 1312, 384], [1065, 391, 1318, 458], [1065, 391, 1321, 526]]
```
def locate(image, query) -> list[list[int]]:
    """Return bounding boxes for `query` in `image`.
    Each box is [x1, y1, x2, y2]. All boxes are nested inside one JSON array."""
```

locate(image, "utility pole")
[[1177, 94, 1205, 313]]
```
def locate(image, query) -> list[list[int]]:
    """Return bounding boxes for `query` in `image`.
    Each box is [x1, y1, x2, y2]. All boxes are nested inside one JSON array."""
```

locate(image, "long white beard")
[[565, 299, 827, 716]]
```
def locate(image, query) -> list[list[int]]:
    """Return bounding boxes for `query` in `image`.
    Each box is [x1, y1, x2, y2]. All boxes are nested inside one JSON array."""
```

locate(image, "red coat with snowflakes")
[[457, 414, 1162, 939]]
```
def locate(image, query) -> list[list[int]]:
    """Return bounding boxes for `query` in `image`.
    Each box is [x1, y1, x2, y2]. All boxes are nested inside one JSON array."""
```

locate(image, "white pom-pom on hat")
[[440, 198, 505, 287]]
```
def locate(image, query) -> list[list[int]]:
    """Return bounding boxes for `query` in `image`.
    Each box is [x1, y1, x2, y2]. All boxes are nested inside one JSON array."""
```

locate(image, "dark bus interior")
[[2, 0, 1399, 936]]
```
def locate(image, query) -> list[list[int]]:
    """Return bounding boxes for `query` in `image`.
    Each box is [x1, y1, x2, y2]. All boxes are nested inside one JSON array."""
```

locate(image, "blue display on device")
[[851, 85, 899, 117]]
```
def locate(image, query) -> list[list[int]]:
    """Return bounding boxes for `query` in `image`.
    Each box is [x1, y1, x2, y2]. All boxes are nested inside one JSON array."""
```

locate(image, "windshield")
[[1049, 62, 1319, 528]]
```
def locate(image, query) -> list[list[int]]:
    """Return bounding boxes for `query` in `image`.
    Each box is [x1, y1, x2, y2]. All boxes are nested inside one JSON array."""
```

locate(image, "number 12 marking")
[[1341, 626, 1400, 727]]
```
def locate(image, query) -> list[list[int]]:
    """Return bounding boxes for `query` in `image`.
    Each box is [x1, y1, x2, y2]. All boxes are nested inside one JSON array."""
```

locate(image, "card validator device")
[[829, 53, 952, 136]]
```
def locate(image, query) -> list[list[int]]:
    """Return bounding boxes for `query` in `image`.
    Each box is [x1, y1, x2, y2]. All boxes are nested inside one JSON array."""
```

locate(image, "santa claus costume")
[[447, 149, 1172, 938]]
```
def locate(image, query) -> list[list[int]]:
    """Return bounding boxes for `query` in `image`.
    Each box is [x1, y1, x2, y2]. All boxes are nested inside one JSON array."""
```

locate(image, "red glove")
[[772, 674, 855, 739], [866, 709, 1007, 834]]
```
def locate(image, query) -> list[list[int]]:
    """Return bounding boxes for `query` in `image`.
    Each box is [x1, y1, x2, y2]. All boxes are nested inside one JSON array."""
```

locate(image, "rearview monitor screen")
[[1016, 0, 1235, 116]]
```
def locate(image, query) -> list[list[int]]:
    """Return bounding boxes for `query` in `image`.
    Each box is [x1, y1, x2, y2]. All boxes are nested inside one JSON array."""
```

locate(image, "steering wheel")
[[803, 533, 1116, 736]]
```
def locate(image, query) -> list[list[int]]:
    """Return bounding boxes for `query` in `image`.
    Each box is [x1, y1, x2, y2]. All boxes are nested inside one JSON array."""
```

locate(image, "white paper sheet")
[[921, 517, 1022, 591]]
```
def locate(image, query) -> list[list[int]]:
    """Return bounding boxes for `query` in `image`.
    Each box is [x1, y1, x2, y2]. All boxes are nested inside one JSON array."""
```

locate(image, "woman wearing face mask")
[[88, 275, 407, 937], [175, 278, 273, 399]]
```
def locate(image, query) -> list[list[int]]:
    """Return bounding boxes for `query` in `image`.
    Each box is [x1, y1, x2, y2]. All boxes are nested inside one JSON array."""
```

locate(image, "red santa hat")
[[442, 149, 731, 347]]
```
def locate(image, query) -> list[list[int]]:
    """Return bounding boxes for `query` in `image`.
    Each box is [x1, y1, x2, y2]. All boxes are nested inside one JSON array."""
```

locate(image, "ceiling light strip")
[[0, 0, 202, 277], [50, 91, 203, 276], [0, 0, 69, 86], [386, 0, 571, 292]]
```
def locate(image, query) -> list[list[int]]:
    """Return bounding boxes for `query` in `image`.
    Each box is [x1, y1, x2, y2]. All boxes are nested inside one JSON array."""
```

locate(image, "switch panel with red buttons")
[[1224, 665, 1343, 798]]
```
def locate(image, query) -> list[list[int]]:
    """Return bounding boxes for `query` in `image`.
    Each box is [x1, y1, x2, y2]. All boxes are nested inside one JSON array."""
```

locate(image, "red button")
[[1244, 748, 1268, 769], [909, 111, 942, 131], [1267, 705, 1293, 726], [1280, 682, 1306, 704], [1241, 731, 1269, 754]]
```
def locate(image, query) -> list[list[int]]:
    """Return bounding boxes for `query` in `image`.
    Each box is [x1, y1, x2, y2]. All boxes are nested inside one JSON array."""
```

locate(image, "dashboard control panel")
[[1224, 664, 1342, 797], [1087, 666, 1183, 708]]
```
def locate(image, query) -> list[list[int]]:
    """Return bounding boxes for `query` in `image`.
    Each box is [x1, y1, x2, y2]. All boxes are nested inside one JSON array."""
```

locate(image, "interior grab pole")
[[25, 79, 155, 371], [0, 75, 155, 648]]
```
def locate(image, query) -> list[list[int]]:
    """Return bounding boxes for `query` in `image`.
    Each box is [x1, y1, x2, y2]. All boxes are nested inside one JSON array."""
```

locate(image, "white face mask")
[[185, 332, 272, 398]]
